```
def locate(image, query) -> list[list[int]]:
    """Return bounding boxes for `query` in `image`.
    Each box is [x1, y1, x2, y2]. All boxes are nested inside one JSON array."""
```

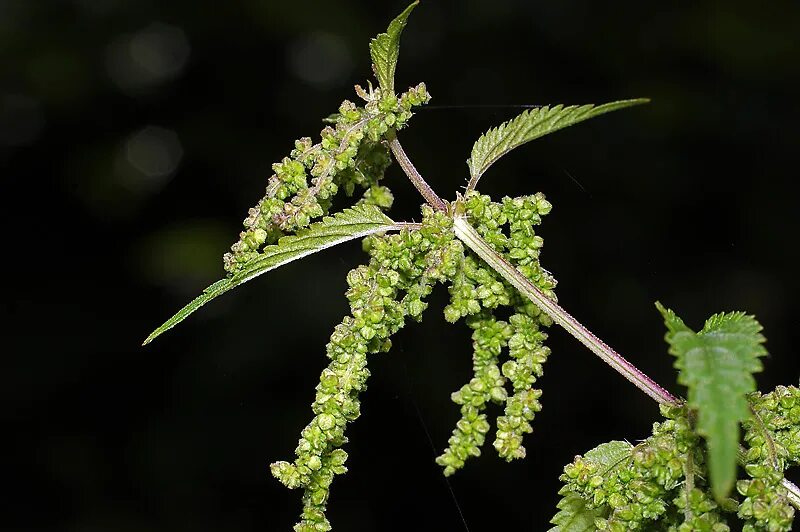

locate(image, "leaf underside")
[[466, 99, 649, 191], [550, 441, 633, 531], [657, 302, 766, 501], [369, 1, 418, 94], [143, 205, 397, 345]]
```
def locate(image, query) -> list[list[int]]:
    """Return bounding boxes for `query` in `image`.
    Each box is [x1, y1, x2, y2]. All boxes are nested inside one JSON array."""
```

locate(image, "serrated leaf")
[[550, 441, 632, 531], [549, 493, 605, 532], [583, 440, 633, 473], [144, 205, 398, 345], [656, 301, 766, 502], [466, 99, 649, 191], [369, 1, 418, 94]]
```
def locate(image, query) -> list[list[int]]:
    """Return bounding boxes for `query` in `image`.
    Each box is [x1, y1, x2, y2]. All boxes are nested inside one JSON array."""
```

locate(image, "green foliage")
[[143, 205, 398, 345], [466, 99, 649, 190], [436, 191, 556, 475], [222, 81, 429, 274], [271, 206, 459, 532], [551, 493, 608, 532], [552, 357, 798, 530], [144, 4, 800, 530], [657, 303, 767, 501], [369, 1, 418, 94], [550, 442, 634, 531], [554, 405, 730, 531], [738, 385, 800, 530]]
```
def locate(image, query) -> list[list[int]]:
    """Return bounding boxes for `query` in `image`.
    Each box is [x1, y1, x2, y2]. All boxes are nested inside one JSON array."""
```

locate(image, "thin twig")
[[387, 136, 447, 212], [453, 215, 678, 406]]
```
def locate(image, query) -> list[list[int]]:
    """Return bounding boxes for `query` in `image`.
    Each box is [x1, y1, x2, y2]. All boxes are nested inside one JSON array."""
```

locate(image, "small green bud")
[[317, 413, 336, 431], [360, 325, 375, 340], [307, 455, 322, 471]]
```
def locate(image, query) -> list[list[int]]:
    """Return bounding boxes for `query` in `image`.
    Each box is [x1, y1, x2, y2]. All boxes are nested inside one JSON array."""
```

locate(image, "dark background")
[[4, 0, 800, 530]]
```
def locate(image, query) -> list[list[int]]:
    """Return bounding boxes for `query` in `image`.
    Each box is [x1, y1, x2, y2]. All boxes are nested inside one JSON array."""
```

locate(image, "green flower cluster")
[[494, 312, 550, 461], [271, 189, 564, 525], [437, 191, 556, 475], [555, 387, 800, 531], [223, 82, 430, 273], [669, 486, 731, 531], [436, 315, 512, 476], [738, 385, 800, 531], [271, 205, 458, 532], [558, 405, 726, 530]]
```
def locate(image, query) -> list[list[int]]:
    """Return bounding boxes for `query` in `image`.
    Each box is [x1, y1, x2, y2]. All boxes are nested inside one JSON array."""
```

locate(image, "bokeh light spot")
[[124, 125, 183, 183], [287, 32, 353, 88], [106, 22, 190, 94]]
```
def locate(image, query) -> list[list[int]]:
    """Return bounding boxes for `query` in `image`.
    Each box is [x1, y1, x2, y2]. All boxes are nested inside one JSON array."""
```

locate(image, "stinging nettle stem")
[[387, 136, 447, 212], [453, 215, 680, 407], [452, 216, 800, 509]]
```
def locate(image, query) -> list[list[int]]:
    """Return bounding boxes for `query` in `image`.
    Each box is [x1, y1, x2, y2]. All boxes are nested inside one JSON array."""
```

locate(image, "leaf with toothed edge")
[[369, 1, 418, 94], [549, 441, 633, 531], [143, 205, 398, 345], [657, 302, 766, 502], [466, 99, 649, 191], [549, 494, 605, 532]]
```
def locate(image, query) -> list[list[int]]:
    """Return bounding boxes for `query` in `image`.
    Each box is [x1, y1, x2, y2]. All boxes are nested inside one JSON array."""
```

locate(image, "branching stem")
[[387, 136, 447, 212], [388, 141, 800, 511]]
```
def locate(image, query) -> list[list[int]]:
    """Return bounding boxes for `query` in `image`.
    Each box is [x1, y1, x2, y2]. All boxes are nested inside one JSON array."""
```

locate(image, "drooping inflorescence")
[[436, 191, 556, 475], [271, 190, 561, 529], [144, 3, 800, 529], [270, 206, 461, 531]]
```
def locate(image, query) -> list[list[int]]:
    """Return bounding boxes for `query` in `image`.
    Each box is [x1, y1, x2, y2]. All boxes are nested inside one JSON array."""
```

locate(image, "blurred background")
[[4, 0, 800, 530]]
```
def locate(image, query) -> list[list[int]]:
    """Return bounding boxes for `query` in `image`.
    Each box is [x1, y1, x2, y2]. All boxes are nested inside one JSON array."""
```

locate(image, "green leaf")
[[582, 440, 634, 473], [550, 441, 632, 531], [549, 493, 605, 532], [656, 302, 766, 502], [369, 1, 418, 94], [466, 99, 649, 191], [144, 206, 398, 345]]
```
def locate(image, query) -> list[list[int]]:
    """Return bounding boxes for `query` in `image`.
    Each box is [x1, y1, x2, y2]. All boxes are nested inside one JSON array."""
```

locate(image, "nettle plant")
[[145, 3, 800, 530]]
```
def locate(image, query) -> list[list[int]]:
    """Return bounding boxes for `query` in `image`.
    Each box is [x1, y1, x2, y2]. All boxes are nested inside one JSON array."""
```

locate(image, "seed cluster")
[[559, 405, 729, 530], [271, 206, 459, 532], [738, 385, 800, 531], [223, 82, 430, 273], [556, 387, 800, 531], [269, 189, 562, 529], [437, 191, 557, 475]]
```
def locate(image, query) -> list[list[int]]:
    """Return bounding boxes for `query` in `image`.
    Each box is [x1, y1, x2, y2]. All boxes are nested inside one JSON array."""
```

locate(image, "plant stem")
[[453, 215, 800, 510], [453, 215, 678, 406], [683, 449, 695, 522], [387, 136, 448, 212], [787, 480, 800, 509]]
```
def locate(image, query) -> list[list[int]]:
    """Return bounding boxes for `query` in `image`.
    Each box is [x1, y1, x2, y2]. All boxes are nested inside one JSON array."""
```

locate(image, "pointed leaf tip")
[[466, 98, 649, 191], [660, 304, 766, 501], [143, 205, 398, 345], [369, 1, 419, 94]]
